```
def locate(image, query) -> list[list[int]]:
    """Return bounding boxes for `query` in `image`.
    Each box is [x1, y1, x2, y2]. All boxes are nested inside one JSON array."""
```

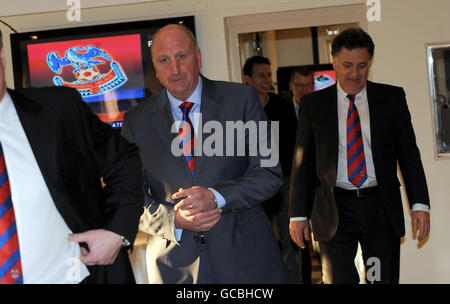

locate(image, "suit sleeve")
[[211, 87, 283, 211], [394, 88, 430, 208], [72, 90, 143, 245], [289, 95, 317, 218]]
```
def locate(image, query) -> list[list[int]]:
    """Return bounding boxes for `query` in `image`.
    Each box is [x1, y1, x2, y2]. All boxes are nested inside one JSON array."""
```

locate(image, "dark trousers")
[[319, 190, 400, 284], [264, 177, 312, 284]]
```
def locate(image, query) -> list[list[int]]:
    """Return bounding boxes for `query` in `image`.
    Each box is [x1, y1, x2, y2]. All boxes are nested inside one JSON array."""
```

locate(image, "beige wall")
[[367, 0, 450, 283], [275, 27, 314, 67], [1, 0, 449, 283]]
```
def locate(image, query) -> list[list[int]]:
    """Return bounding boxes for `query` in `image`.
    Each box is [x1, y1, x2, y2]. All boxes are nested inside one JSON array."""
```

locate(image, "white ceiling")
[[0, 0, 169, 17]]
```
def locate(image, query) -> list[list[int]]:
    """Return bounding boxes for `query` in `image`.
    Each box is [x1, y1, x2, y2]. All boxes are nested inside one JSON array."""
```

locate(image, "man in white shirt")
[[0, 30, 142, 284], [289, 28, 430, 284]]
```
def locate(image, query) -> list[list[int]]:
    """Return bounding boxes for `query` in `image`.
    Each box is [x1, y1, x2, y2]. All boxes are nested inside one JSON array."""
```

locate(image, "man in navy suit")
[[122, 24, 286, 283], [289, 28, 430, 284]]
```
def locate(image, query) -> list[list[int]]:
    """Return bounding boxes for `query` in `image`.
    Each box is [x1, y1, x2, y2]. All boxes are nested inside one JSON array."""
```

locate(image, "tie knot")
[[347, 94, 356, 102], [179, 102, 194, 114]]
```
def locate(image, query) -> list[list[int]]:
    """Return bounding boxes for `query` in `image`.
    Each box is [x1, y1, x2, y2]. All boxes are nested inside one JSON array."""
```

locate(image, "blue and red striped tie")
[[0, 142, 23, 284], [346, 94, 367, 188], [178, 102, 196, 175]]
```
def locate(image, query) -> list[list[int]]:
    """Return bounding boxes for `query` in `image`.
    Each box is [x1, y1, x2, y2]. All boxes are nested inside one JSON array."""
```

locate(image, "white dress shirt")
[[291, 82, 428, 222], [0, 92, 89, 283]]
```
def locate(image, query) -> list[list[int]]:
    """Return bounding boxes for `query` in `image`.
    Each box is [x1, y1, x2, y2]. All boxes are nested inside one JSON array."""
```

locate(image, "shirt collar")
[[0, 91, 13, 121], [292, 96, 300, 108], [337, 80, 367, 102]]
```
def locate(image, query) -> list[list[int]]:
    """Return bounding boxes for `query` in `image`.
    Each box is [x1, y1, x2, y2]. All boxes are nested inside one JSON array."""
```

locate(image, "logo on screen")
[[46, 46, 127, 98]]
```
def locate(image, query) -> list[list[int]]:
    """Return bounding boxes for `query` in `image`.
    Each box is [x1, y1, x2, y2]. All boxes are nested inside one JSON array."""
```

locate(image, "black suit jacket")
[[264, 93, 297, 177], [8, 87, 143, 283], [289, 81, 429, 241]]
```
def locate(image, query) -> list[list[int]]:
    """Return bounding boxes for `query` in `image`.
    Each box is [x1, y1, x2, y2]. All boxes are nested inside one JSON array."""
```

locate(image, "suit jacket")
[[9, 87, 143, 283], [289, 81, 429, 242], [264, 93, 297, 177], [122, 76, 286, 283]]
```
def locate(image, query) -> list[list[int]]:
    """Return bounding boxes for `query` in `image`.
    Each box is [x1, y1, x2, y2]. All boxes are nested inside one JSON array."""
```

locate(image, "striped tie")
[[346, 94, 367, 188], [0, 142, 23, 284], [178, 102, 196, 175]]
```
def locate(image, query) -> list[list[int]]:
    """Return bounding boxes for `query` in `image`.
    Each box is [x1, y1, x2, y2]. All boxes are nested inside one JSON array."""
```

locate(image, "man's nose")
[[350, 67, 360, 77], [169, 60, 181, 73]]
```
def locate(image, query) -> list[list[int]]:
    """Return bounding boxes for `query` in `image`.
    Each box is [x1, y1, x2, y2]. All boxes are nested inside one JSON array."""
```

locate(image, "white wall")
[[367, 0, 450, 283], [1, 0, 449, 283]]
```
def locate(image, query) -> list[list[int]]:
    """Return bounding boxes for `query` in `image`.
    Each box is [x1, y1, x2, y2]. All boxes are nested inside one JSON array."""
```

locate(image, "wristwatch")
[[120, 235, 131, 248]]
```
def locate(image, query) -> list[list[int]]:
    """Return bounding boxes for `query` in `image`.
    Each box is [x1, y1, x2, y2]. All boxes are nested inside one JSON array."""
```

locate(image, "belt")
[[335, 186, 379, 198]]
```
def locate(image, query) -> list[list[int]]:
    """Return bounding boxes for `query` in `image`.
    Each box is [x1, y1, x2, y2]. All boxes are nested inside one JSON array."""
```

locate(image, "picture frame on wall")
[[426, 42, 450, 158]]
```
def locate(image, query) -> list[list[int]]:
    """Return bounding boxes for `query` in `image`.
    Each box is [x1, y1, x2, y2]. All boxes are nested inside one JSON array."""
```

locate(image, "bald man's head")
[[150, 24, 202, 101]]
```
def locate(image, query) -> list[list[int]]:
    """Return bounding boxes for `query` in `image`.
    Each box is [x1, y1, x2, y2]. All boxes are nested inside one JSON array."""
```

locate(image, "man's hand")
[[68, 229, 123, 266], [412, 210, 430, 242], [289, 220, 310, 249], [172, 186, 217, 213], [175, 207, 222, 231], [172, 186, 221, 231]]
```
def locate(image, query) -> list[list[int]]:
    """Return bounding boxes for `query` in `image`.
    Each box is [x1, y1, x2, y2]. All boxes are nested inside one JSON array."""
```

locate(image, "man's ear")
[[243, 74, 252, 86], [196, 48, 202, 70], [332, 56, 337, 71]]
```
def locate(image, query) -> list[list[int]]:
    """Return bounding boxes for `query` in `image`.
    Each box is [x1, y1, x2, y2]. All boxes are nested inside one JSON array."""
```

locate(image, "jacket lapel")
[[322, 85, 339, 186], [366, 81, 382, 179], [7, 89, 57, 180], [193, 77, 223, 179], [148, 91, 193, 181]]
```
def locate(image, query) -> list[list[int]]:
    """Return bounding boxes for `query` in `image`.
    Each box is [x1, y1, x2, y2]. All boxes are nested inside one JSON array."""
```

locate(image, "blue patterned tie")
[[0, 142, 23, 284], [178, 102, 196, 175], [346, 94, 367, 188]]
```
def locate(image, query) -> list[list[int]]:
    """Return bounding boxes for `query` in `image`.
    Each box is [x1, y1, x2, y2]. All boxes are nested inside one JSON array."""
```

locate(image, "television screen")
[[10, 16, 195, 128], [313, 69, 336, 91], [276, 64, 336, 97]]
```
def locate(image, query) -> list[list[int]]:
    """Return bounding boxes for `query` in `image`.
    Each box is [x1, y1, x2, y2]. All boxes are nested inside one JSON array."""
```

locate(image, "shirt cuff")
[[411, 203, 430, 212], [209, 188, 226, 208], [290, 217, 308, 221], [174, 225, 183, 242]]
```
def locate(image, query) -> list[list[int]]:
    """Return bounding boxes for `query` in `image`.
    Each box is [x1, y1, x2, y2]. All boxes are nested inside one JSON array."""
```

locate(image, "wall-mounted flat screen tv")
[[10, 16, 195, 128]]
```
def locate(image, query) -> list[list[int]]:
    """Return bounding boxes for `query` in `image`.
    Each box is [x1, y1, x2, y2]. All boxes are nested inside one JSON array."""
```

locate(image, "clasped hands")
[[172, 186, 222, 232]]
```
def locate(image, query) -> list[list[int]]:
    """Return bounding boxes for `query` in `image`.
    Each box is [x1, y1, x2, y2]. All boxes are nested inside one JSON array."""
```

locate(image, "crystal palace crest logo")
[[46, 46, 127, 97]]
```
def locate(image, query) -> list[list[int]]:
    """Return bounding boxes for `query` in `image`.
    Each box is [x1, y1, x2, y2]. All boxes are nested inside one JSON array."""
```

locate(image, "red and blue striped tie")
[[178, 102, 196, 175], [0, 142, 23, 284], [346, 94, 367, 188]]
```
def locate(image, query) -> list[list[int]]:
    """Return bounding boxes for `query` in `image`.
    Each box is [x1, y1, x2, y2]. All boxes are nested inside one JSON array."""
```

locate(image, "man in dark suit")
[[121, 24, 286, 283], [0, 30, 142, 284], [289, 67, 315, 119], [242, 56, 309, 283], [289, 28, 430, 284]]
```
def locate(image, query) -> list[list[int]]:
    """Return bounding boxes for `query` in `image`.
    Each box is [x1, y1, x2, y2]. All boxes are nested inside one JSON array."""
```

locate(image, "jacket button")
[[194, 236, 199, 241]]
